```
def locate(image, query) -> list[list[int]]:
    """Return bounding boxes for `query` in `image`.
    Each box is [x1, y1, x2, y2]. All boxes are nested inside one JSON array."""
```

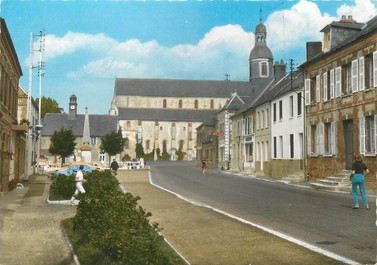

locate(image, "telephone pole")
[[36, 31, 45, 173]]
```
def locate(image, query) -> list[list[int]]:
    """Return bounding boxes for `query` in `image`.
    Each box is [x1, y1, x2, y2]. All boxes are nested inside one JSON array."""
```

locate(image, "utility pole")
[[36, 31, 45, 173]]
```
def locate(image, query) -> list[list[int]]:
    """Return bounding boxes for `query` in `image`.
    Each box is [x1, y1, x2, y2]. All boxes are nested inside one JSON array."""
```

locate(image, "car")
[[54, 162, 98, 176]]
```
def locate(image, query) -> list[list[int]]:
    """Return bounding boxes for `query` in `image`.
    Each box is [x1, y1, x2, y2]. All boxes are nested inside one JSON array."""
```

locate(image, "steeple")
[[82, 107, 91, 145], [249, 12, 273, 82]]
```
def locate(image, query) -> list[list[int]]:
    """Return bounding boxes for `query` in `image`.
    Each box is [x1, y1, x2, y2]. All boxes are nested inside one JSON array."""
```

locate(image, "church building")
[[40, 94, 118, 167]]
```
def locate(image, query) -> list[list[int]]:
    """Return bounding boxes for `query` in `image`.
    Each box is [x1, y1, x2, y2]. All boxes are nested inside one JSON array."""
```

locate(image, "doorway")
[[343, 120, 354, 170]]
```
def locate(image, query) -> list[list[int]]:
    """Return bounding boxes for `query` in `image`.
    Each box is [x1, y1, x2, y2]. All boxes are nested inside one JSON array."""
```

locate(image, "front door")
[[343, 120, 354, 170]]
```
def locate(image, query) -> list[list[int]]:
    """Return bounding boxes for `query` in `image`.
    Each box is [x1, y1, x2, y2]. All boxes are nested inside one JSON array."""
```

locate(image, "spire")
[[259, 7, 262, 23], [82, 107, 91, 145]]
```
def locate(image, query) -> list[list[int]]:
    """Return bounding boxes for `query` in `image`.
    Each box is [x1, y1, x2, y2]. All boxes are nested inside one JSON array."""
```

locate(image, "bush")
[[68, 170, 181, 264], [49, 174, 76, 200]]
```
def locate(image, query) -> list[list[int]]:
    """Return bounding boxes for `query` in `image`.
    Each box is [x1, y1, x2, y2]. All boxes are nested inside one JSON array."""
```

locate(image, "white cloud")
[[44, 0, 377, 83], [336, 0, 377, 21], [266, 0, 334, 55], [63, 24, 253, 81]]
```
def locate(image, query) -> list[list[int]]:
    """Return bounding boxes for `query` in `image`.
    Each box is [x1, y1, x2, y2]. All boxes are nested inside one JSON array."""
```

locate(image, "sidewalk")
[[0, 175, 76, 265], [117, 170, 346, 265]]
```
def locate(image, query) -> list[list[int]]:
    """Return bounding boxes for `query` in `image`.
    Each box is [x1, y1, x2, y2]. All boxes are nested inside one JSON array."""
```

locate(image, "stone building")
[[41, 95, 118, 167], [301, 15, 377, 182], [196, 116, 218, 168], [110, 78, 256, 161], [216, 92, 244, 170], [230, 19, 284, 173], [0, 18, 24, 195]]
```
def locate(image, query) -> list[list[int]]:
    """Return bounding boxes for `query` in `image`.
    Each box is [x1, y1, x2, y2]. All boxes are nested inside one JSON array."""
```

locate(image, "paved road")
[[148, 161, 376, 265]]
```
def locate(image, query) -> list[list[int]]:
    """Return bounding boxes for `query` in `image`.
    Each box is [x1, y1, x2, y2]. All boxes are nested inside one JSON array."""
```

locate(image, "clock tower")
[[68, 94, 77, 120]]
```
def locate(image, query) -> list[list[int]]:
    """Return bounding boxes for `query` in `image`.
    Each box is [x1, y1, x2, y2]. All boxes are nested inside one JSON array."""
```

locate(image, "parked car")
[[54, 162, 98, 176]]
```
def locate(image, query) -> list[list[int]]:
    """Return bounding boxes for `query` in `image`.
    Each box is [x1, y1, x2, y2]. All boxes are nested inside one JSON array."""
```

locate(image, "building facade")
[[40, 95, 118, 168], [301, 15, 377, 183], [0, 18, 24, 195], [110, 78, 256, 161]]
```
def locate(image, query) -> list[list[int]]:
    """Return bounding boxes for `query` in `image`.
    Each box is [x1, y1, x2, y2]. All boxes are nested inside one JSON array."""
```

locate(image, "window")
[[99, 152, 105, 162], [329, 69, 335, 99], [279, 136, 283, 158], [289, 96, 294, 118], [273, 137, 277, 159], [179, 100, 183, 108], [194, 100, 198, 109], [335, 67, 342, 97], [265, 109, 269, 128], [365, 54, 373, 89], [322, 72, 328, 101], [273, 103, 277, 122], [127, 121, 131, 128], [304, 79, 311, 105], [260, 61, 268, 77], [373, 51, 377, 87], [324, 122, 336, 155], [297, 92, 302, 116], [145, 140, 150, 151], [359, 57, 365, 91], [210, 100, 214, 109], [307, 125, 317, 155], [342, 63, 352, 95], [290, 134, 294, 158], [91, 137, 97, 146], [360, 115, 377, 155], [279, 100, 283, 121], [315, 75, 321, 102], [261, 110, 264, 128], [163, 99, 167, 108]]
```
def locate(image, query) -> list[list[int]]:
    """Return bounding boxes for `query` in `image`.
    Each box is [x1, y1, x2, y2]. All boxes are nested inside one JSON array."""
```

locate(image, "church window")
[[194, 100, 198, 109], [210, 100, 214, 109], [163, 99, 167, 108], [91, 137, 97, 145], [260, 61, 268, 77], [179, 100, 183, 108]]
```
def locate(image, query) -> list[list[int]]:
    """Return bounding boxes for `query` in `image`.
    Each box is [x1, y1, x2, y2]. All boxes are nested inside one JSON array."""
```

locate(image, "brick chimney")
[[306, 41, 322, 61], [273, 60, 286, 82]]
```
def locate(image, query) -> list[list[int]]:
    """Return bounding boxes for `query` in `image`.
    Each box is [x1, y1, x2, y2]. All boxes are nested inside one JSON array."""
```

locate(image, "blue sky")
[[2, 0, 377, 114]]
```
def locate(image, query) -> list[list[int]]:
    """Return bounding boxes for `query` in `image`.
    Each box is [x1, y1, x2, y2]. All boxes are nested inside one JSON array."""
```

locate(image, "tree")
[[135, 143, 144, 159], [49, 128, 76, 166], [100, 130, 125, 163], [36, 96, 63, 119]]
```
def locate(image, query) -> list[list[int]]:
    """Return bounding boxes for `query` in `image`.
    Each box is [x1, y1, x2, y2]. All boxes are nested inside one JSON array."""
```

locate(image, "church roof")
[[114, 78, 255, 98], [41, 113, 118, 137], [118, 108, 219, 123], [249, 45, 273, 60]]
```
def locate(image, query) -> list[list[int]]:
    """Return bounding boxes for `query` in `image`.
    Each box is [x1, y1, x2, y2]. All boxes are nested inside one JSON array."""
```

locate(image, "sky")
[[1, 0, 377, 115]]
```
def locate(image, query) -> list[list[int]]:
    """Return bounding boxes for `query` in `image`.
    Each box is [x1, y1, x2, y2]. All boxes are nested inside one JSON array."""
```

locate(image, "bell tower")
[[68, 94, 77, 120], [249, 9, 273, 82]]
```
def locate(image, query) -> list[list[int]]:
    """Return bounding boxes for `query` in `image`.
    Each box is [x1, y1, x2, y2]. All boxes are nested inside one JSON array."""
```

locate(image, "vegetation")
[[51, 170, 185, 264], [135, 142, 145, 159], [36, 96, 62, 118], [100, 130, 125, 163], [49, 128, 76, 166]]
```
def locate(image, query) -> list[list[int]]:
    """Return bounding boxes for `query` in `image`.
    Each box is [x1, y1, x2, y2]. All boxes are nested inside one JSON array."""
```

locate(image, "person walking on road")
[[110, 159, 119, 174], [201, 160, 207, 175], [70, 165, 87, 205], [351, 155, 370, 210]]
